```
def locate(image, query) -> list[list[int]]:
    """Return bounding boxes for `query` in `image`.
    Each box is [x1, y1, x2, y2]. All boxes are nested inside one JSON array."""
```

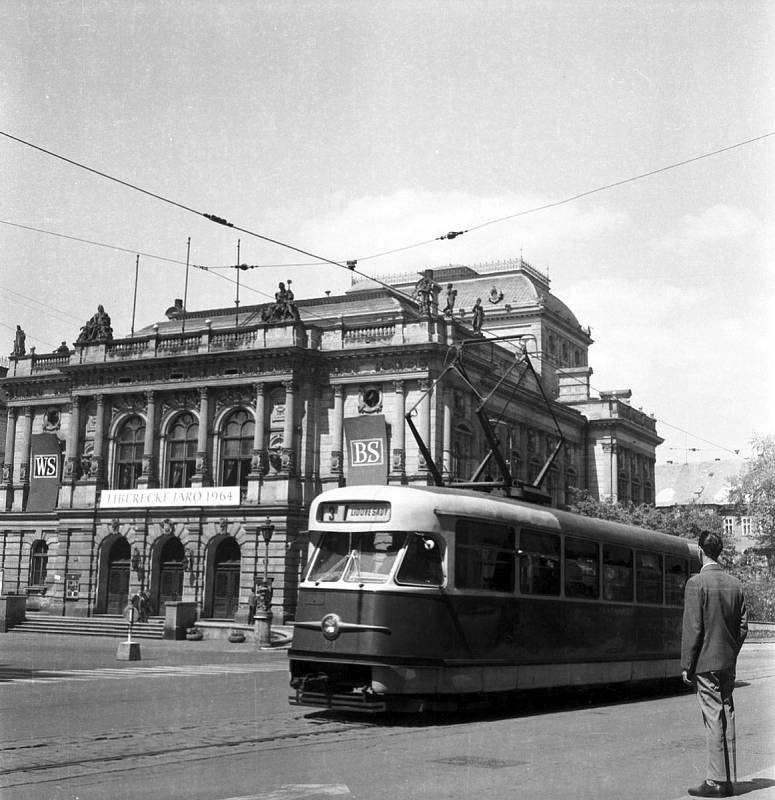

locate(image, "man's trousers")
[[695, 669, 737, 784]]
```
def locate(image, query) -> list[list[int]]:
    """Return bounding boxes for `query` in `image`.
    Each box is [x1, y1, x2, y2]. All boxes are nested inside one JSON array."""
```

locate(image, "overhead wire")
[[2, 128, 767, 453], [3, 128, 773, 287]]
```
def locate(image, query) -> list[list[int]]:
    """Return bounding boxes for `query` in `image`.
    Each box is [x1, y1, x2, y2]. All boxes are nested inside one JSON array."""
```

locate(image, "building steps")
[[10, 613, 165, 639]]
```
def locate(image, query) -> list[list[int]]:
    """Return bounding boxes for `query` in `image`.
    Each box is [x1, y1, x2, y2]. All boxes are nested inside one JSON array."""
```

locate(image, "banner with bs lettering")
[[343, 414, 388, 486], [27, 433, 63, 512]]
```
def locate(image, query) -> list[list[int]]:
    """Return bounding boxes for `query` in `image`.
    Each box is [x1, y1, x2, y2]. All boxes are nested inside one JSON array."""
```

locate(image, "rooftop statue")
[[12, 325, 26, 357], [472, 297, 485, 332], [77, 305, 114, 344], [261, 281, 300, 323], [442, 283, 458, 317]]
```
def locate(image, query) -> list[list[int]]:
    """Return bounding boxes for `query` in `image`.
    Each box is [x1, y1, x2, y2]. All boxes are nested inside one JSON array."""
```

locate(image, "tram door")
[[212, 538, 241, 619], [106, 538, 130, 615], [156, 538, 185, 613]]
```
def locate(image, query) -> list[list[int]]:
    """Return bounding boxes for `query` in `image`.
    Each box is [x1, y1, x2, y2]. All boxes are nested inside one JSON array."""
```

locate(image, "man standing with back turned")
[[681, 530, 748, 798]]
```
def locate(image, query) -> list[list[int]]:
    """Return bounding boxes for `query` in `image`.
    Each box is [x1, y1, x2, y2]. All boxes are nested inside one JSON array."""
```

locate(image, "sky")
[[1, 0, 773, 465]]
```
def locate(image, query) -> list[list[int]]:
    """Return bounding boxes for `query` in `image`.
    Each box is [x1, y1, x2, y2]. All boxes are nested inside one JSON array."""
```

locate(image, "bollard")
[[254, 610, 273, 649], [117, 601, 142, 661]]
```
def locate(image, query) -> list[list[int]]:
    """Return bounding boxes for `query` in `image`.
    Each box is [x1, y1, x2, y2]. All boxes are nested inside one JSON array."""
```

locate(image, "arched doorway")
[[212, 538, 241, 619], [106, 538, 130, 614], [156, 538, 185, 613]]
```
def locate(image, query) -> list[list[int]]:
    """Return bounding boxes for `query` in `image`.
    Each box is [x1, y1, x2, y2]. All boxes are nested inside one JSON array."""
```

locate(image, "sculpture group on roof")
[[76, 305, 114, 344], [261, 282, 300, 323]]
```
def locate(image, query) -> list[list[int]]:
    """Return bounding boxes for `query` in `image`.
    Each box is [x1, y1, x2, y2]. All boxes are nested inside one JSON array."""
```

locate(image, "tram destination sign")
[[318, 502, 391, 523], [100, 486, 241, 508]]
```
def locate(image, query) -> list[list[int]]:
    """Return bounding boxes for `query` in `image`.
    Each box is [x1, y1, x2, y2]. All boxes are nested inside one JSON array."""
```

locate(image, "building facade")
[[655, 458, 757, 551], [0, 258, 662, 621]]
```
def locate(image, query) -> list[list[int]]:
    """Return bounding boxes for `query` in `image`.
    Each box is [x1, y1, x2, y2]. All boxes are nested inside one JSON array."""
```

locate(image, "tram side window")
[[519, 530, 561, 596], [603, 545, 633, 602], [396, 533, 444, 587], [636, 551, 663, 604], [455, 520, 515, 592], [564, 538, 599, 599], [665, 557, 689, 605]]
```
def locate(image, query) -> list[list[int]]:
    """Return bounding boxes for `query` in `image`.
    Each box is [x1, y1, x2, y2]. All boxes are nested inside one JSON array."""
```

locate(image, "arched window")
[[221, 409, 254, 493], [166, 413, 198, 488], [115, 416, 145, 490], [29, 540, 48, 586]]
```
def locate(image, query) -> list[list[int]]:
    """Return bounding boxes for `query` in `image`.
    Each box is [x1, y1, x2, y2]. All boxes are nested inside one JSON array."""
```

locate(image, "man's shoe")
[[687, 781, 731, 797]]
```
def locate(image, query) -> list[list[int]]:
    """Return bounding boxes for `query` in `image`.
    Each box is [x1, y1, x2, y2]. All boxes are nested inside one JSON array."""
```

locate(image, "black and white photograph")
[[0, 2, 773, 799]]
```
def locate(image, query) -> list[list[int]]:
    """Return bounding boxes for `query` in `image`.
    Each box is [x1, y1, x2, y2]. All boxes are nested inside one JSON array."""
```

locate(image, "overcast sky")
[[1, 0, 772, 464]]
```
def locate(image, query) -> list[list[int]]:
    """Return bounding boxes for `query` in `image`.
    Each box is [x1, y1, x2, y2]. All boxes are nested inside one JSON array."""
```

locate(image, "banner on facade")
[[343, 414, 388, 486], [26, 433, 63, 512], [100, 486, 241, 508]]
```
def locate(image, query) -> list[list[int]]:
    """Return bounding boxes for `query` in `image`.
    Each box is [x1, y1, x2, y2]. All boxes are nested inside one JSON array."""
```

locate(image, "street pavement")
[[0, 633, 775, 800]]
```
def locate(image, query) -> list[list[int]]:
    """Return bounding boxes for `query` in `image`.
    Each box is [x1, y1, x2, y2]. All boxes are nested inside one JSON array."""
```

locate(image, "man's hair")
[[698, 530, 723, 560]]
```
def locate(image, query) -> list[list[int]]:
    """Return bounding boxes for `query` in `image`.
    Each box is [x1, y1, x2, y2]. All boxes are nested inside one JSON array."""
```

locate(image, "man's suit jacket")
[[681, 562, 748, 674]]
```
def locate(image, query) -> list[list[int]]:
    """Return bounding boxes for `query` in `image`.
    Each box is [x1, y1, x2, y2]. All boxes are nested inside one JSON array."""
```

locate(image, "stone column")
[[417, 379, 431, 473], [2, 407, 16, 485], [330, 384, 344, 479], [602, 440, 618, 503], [138, 391, 157, 488], [246, 383, 265, 504], [281, 381, 296, 475], [250, 383, 266, 475], [192, 387, 209, 486], [63, 396, 81, 483], [17, 406, 32, 486], [88, 394, 106, 482], [1, 407, 16, 510], [442, 389, 453, 478], [390, 380, 405, 479]]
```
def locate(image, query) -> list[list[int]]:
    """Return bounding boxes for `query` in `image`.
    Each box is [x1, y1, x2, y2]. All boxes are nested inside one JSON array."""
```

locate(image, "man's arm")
[[737, 592, 748, 653], [681, 577, 703, 677]]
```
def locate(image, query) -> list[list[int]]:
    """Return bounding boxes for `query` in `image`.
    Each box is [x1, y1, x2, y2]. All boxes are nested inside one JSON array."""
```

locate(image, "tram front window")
[[307, 531, 406, 584]]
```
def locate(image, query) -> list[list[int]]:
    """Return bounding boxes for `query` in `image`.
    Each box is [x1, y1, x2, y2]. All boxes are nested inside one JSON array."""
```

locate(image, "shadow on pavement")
[[303, 678, 694, 727], [732, 778, 775, 796]]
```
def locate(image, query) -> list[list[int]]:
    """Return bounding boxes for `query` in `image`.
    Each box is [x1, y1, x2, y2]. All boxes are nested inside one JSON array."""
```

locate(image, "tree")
[[566, 489, 725, 544], [730, 434, 775, 571]]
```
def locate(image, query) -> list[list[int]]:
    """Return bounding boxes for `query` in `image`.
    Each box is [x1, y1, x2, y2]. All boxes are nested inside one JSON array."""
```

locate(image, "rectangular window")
[[519, 530, 561, 596], [455, 520, 515, 592], [665, 557, 688, 605], [741, 517, 752, 536], [603, 545, 633, 602], [636, 551, 663, 604], [564, 537, 599, 599], [723, 517, 735, 536]]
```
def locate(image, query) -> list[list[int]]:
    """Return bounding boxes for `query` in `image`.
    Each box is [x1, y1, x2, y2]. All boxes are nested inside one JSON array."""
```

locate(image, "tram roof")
[[311, 484, 696, 557]]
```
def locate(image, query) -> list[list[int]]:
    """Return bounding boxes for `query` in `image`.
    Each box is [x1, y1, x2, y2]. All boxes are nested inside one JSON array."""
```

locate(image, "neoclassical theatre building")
[[0, 258, 662, 622]]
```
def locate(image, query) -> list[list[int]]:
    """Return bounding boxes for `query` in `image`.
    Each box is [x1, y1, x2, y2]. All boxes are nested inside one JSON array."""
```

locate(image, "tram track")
[[0, 712, 405, 790]]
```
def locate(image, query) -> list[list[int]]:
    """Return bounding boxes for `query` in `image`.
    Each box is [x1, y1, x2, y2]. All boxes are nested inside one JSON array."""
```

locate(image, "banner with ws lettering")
[[27, 433, 63, 511], [343, 414, 388, 486]]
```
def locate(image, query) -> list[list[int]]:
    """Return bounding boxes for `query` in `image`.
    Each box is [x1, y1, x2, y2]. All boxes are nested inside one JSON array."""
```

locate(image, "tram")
[[288, 483, 698, 712]]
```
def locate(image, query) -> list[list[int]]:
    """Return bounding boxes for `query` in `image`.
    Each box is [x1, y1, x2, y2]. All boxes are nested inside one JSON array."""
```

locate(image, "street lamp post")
[[255, 517, 275, 648]]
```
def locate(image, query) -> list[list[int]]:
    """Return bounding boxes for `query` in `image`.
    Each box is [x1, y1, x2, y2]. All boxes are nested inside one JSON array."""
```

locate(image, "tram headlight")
[[321, 613, 341, 640]]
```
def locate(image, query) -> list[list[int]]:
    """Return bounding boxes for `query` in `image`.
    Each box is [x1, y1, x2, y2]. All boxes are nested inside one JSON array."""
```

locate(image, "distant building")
[[655, 459, 757, 551], [0, 258, 662, 621]]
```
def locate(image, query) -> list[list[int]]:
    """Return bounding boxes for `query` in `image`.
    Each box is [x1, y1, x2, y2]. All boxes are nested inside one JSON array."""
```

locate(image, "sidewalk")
[[0, 627, 292, 672]]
